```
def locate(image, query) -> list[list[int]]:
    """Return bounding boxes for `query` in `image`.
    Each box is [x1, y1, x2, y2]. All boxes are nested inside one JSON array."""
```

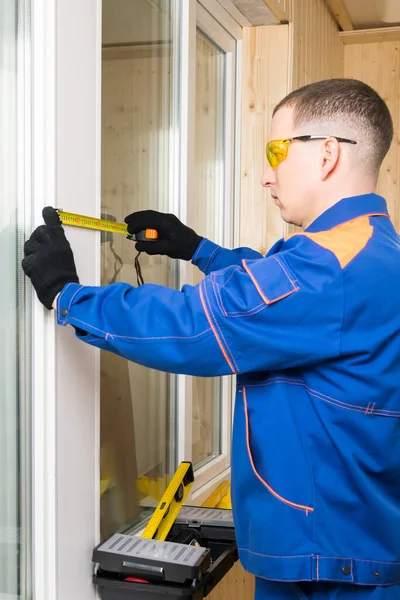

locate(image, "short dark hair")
[[273, 78, 393, 172]]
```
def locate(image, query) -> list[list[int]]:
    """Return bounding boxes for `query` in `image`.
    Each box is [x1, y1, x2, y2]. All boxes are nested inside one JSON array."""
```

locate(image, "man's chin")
[[279, 210, 300, 228], [278, 207, 290, 223]]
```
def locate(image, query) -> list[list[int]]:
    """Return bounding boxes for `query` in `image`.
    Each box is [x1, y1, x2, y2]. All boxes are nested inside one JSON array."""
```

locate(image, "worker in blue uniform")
[[22, 78, 400, 599]]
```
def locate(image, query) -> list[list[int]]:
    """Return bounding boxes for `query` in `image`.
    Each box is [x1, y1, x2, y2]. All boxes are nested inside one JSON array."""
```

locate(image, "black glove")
[[22, 207, 79, 309], [124, 210, 203, 261]]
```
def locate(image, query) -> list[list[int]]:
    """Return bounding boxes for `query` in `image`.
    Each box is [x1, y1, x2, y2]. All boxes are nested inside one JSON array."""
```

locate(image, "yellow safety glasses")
[[266, 135, 357, 170]]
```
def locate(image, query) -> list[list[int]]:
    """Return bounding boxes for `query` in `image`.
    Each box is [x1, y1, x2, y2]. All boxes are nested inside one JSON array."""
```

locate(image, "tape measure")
[[142, 461, 194, 541], [56, 210, 158, 242]]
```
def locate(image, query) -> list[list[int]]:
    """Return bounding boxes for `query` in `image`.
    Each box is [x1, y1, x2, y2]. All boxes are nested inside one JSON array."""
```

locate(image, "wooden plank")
[[315, 0, 322, 81], [344, 38, 400, 231], [290, 0, 343, 89], [335, 18, 345, 76], [304, 0, 311, 84], [375, 42, 400, 226], [271, 0, 345, 234], [240, 25, 290, 253], [324, 0, 330, 77], [289, 3, 299, 89], [207, 561, 255, 600], [340, 26, 400, 45], [326, 0, 354, 32], [361, 42, 380, 90], [343, 43, 363, 79]]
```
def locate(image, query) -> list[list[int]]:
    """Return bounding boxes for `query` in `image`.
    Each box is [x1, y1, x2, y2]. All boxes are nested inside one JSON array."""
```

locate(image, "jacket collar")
[[305, 193, 389, 233]]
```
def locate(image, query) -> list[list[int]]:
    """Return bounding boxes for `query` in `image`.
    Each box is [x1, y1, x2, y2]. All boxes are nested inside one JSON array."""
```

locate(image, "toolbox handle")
[[121, 560, 164, 581], [203, 545, 238, 597]]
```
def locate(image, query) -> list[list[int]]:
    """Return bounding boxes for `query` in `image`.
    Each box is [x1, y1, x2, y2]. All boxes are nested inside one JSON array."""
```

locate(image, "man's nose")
[[261, 164, 276, 188]]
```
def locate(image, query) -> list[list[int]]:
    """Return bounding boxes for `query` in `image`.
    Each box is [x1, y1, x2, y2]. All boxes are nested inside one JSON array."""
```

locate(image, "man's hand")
[[22, 207, 79, 309], [124, 210, 203, 261]]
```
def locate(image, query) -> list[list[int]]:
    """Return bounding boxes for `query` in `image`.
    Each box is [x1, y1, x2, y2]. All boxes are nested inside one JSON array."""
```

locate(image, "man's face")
[[261, 107, 321, 228]]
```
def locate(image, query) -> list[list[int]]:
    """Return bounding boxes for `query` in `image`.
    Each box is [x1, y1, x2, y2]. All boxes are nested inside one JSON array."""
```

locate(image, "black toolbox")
[[92, 507, 237, 600]]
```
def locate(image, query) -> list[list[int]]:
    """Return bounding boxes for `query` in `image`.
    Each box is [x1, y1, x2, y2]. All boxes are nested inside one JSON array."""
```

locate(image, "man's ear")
[[320, 137, 340, 180]]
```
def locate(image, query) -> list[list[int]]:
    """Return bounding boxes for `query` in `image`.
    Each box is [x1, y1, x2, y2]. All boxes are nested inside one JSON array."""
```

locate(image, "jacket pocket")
[[210, 255, 299, 318], [243, 386, 314, 514]]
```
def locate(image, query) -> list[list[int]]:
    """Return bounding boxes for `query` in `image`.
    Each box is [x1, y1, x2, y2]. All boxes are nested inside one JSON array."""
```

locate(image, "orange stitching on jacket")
[[218, 266, 240, 289], [243, 388, 314, 513], [199, 284, 236, 374], [239, 549, 311, 559], [203, 246, 219, 273], [222, 303, 267, 318], [239, 547, 400, 564], [275, 378, 398, 416], [242, 260, 299, 306], [242, 260, 271, 303], [58, 283, 83, 324], [272, 255, 299, 288], [211, 276, 227, 317], [68, 316, 211, 341], [203, 281, 240, 373], [245, 377, 400, 418], [247, 376, 380, 410], [211, 274, 267, 318], [317, 555, 400, 564]]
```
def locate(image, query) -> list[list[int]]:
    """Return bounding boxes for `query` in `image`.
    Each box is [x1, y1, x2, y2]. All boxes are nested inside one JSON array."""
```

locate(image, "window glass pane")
[[0, 0, 32, 596], [190, 30, 226, 467], [100, 0, 179, 539]]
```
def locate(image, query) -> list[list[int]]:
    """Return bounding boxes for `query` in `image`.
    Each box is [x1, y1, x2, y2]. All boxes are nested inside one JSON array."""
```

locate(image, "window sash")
[[179, 1, 239, 497], [31, 1, 242, 597]]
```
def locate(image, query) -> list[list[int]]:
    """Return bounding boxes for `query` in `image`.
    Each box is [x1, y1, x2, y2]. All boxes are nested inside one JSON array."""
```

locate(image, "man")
[[23, 79, 400, 599]]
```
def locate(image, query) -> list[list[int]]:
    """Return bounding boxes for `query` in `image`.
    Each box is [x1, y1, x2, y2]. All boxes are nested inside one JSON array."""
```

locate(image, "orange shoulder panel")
[[285, 216, 373, 269]]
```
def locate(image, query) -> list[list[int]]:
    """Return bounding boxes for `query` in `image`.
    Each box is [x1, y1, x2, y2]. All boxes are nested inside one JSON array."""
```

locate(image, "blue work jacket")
[[56, 193, 400, 586]]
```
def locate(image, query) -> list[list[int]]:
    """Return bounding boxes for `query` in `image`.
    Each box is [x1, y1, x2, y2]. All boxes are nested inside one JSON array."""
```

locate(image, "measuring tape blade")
[[56, 210, 158, 241], [142, 461, 194, 541]]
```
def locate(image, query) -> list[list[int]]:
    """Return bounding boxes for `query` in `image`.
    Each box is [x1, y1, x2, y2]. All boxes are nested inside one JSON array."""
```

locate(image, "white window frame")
[[31, 1, 242, 597], [32, 0, 101, 598]]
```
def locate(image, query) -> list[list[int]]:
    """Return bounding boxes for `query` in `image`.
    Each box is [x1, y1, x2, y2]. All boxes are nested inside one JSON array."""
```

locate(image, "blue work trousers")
[[255, 579, 400, 599]]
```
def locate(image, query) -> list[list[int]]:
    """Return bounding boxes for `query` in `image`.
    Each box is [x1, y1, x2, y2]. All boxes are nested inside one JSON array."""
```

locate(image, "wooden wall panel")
[[344, 40, 400, 227], [290, 0, 344, 90], [240, 0, 344, 252], [240, 25, 290, 251]]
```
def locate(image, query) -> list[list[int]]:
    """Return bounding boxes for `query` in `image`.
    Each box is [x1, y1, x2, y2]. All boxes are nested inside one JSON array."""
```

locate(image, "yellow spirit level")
[[142, 462, 194, 541]]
